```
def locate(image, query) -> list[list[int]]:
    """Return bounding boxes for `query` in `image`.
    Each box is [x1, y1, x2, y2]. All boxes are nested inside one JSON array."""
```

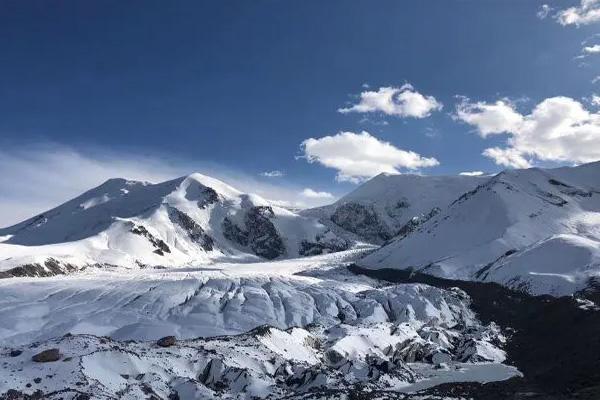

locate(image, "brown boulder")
[[32, 348, 60, 362], [157, 336, 176, 347]]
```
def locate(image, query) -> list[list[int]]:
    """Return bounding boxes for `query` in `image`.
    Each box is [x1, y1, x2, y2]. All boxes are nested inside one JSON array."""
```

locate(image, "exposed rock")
[[222, 217, 249, 246], [31, 348, 60, 363], [156, 336, 176, 347], [9, 350, 22, 357], [331, 202, 393, 244], [197, 186, 219, 209], [168, 207, 214, 251], [395, 207, 441, 239], [0, 258, 78, 279], [245, 206, 285, 259], [222, 206, 285, 259], [130, 224, 171, 255], [298, 234, 349, 256]]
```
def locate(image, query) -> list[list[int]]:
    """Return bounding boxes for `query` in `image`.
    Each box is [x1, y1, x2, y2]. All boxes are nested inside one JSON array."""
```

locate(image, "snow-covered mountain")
[[359, 162, 600, 296], [302, 173, 484, 244], [2, 165, 600, 398], [0, 173, 347, 276]]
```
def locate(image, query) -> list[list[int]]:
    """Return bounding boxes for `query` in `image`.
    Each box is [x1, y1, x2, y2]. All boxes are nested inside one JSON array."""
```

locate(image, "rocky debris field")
[[349, 265, 600, 399]]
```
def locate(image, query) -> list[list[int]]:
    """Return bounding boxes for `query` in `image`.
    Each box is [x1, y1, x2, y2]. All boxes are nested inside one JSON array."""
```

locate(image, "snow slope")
[[0, 173, 347, 274], [302, 173, 484, 244], [359, 162, 600, 296]]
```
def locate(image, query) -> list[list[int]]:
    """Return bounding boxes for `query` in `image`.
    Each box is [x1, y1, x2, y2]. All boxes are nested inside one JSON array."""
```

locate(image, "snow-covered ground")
[[0, 248, 519, 399]]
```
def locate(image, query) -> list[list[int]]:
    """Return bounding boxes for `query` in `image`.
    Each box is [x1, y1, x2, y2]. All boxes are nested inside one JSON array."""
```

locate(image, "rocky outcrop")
[[197, 186, 219, 209], [395, 207, 441, 239], [157, 336, 176, 347], [299, 235, 350, 256], [330, 202, 393, 244], [222, 206, 285, 259], [0, 258, 78, 279], [222, 217, 249, 246], [130, 224, 171, 255], [245, 206, 285, 259], [168, 207, 214, 251], [31, 348, 60, 363]]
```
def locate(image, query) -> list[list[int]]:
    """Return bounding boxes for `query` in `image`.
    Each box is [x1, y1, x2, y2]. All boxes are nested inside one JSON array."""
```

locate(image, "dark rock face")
[[395, 207, 441, 239], [222, 217, 249, 246], [298, 236, 349, 257], [245, 207, 285, 259], [157, 336, 176, 347], [0, 258, 78, 279], [130, 224, 171, 256], [331, 202, 393, 244], [222, 206, 285, 259], [168, 208, 214, 251], [197, 187, 219, 209], [31, 349, 60, 363], [548, 178, 593, 198], [9, 350, 22, 357]]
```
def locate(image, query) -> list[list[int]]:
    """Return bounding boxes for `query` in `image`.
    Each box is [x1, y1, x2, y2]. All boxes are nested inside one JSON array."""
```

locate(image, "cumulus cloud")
[[260, 170, 284, 177], [583, 44, 600, 54], [338, 84, 442, 118], [455, 96, 600, 168], [554, 0, 600, 26], [300, 131, 439, 183], [0, 143, 330, 227], [300, 188, 334, 199], [482, 147, 532, 169], [459, 171, 485, 176], [455, 98, 523, 137]]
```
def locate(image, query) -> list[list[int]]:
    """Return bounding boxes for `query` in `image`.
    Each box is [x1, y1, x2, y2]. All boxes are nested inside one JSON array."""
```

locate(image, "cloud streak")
[[260, 170, 285, 177], [300, 188, 334, 199]]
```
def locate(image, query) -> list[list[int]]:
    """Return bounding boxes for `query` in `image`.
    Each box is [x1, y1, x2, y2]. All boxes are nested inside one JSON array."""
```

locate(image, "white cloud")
[[482, 147, 532, 169], [0, 143, 330, 227], [583, 44, 600, 54], [455, 98, 524, 137], [593, 75, 600, 84], [455, 96, 600, 168], [555, 0, 600, 26], [260, 170, 284, 177], [300, 188, 334, 199], [459, 171, 485, 176], [338, 84, 442, 118], [300, 131, 439, 183], [537, 4, 553, 19]]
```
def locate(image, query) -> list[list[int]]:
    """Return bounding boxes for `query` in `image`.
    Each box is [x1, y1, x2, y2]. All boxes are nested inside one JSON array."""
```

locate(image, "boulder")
[[32, 348, 60, 362], [157, 336, 176, 347], [9, 350, 22, 357]]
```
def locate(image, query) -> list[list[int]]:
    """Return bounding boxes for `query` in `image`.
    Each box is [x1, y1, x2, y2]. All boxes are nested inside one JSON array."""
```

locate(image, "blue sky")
[[1, 0, 599, 225]]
